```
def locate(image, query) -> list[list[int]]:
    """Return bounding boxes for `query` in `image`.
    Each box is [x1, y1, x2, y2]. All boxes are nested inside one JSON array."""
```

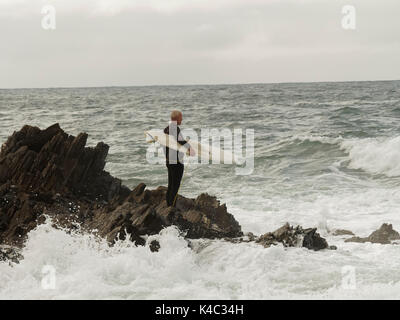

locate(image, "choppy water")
[[1, 81, 400, 299]]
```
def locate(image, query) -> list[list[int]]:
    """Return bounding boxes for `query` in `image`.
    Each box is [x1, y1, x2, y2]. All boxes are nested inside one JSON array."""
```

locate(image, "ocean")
[[0, 80, 400, 299]]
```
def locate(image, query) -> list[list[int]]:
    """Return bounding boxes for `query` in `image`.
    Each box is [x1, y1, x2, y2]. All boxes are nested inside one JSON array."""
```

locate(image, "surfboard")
[[187, 139, 236, 164], [145, 130, 237, 164], [145, 130, 189, 155]]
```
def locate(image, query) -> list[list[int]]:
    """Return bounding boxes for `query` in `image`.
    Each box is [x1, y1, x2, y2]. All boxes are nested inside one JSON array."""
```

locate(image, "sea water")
[[0, 81, 399, 299]]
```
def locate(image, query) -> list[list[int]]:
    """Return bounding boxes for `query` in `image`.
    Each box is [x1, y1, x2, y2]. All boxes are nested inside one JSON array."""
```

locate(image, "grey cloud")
[[0, 0, 399, 88]]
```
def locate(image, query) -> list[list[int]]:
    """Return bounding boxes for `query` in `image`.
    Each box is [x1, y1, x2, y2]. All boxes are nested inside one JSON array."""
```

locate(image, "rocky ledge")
[[0, 124, 332, 262], [256, 223, 335, 250], [344, 223, 400, 244]]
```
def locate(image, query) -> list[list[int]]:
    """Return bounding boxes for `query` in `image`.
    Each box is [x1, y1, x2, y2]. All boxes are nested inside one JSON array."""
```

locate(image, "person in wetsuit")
[[164, 110, 195, 207]]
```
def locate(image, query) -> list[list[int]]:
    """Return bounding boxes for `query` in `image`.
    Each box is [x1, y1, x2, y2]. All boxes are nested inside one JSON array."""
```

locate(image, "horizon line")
[[1, 78, 399, 90]]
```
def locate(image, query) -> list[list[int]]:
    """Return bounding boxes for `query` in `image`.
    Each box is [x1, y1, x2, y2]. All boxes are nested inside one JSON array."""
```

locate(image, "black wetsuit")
[[164, 124, 189, 206]]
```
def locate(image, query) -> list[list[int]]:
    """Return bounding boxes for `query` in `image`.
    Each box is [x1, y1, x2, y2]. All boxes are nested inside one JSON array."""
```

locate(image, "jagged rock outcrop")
[[0, 124, 125, 200], [0, 124, 333, 262], [225, 223, 334, 251], [345, 223, 400, 244], [256, 223, 333, 251], [85, 183, 242, 244], [0, 124, 242, 247]]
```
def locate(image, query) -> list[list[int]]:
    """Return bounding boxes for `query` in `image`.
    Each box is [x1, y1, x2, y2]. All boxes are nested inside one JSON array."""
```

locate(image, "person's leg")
[[166, 165, 173, 206], [171, 164, 184, 206]]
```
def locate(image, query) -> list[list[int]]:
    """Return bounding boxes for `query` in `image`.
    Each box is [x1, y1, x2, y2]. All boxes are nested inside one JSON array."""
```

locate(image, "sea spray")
[[0, 219, 399, 299], [341, 136, 400, 177]]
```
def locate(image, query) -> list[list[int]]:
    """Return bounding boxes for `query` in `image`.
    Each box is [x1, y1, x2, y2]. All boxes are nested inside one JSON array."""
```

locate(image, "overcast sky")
[[0, 0, 399, 88]]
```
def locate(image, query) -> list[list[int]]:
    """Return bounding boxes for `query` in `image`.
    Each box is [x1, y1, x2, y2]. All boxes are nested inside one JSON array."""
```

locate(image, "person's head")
[[170, 110, 183, 125]]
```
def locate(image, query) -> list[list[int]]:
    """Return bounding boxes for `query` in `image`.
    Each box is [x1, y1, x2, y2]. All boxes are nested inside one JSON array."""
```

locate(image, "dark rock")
[[0, 124, 124, 202], [149, 240, 161, 252], [345, 223, 400, 244], [345, 236, 368, 243], [0, 124, 242, 247], [368, 224, 400, 243], [256, 223, 330, 251], [84, 186, 243, 243], [332, 229, 355, 236], [302, 228, 329, 250], [0, 245, 23, 264]]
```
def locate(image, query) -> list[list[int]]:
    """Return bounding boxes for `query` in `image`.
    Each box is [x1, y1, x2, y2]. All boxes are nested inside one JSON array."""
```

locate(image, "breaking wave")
[[341, 136, 400, 177], [266, 134, 400, 178], [1, 219, 400, 300]]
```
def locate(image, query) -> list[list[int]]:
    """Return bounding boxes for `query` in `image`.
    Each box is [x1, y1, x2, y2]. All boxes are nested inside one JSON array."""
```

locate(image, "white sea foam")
[[1, 219, 400, 300], [341, 136, 400, 177]]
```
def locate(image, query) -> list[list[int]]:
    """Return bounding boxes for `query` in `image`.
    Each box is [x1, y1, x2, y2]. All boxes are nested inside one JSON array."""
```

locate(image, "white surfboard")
[[145, 130, 237, 164], [187, 139, 236, 164], [145, 129, 189, 155]]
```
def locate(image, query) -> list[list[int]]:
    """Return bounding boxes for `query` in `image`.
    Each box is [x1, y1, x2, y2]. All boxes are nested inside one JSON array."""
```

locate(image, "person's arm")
[[176, 127, 189, 147], [177, 127, 196, 156]]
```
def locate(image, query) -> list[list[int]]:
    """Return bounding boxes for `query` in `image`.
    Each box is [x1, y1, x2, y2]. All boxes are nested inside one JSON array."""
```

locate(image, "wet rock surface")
[[332, 229, 355, 236], [0, 124, 242, 248], [345, 223, 400, 244], [0, 124, 335, 262], [256, 223, 332, 251], [0, 245, 23, 264]]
